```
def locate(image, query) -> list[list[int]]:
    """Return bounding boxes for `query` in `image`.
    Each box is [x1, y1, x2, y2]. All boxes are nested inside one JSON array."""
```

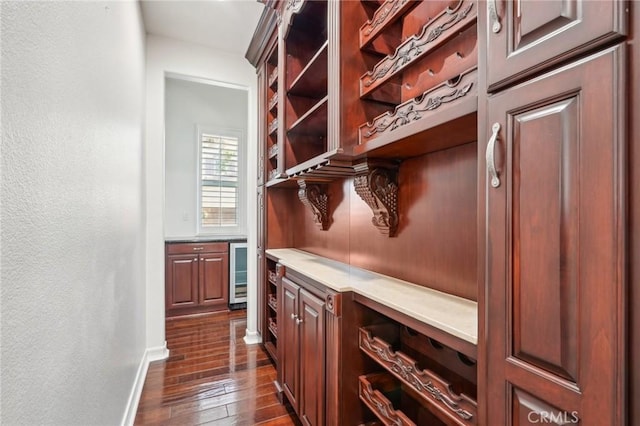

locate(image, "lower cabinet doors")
[[279, 274, 326, 426]]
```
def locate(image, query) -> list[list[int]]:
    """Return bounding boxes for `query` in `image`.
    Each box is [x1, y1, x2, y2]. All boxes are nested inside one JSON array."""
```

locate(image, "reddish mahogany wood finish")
[[134, 311, 299, 425], [165, 243, 229, 318], [484, 45, 626, 425]]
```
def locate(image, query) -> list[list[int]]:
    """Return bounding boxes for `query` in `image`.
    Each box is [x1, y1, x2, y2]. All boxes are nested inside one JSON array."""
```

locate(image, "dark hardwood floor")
[[134, 310, 299, 425]]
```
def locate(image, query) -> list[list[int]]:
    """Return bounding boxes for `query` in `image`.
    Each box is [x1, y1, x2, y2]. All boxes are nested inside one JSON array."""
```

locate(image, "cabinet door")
[[299, 288, 325, 426], [165, 254, 199, 309], [483, 45, 625, 425], [199, 252, 229, 307], [281, 276, 300, 412], [485, 0, 626, 91]]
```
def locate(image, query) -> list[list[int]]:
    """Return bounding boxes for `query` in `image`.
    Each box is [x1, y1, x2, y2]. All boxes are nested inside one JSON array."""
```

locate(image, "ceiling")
[[140, 0, 265, 56]]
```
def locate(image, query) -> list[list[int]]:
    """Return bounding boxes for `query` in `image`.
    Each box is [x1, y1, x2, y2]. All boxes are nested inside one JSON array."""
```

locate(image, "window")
[[198, 129, 245, 234]]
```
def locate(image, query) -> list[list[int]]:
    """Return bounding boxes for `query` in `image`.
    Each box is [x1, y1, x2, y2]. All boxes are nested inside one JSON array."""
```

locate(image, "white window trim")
[[196, 125, 247, 236]]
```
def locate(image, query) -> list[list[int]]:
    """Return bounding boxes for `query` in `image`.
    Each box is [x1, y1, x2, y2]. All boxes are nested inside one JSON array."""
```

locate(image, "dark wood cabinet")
[[482, 43, 626, 426], [246, 0, 635, 424], [280, 274, 300, 410], [279, 270, 326, 426], [165, 254, 199, 309], [485, 0, 626, 91], [165, 242, 229, 317], [298, 287, 325, 426]]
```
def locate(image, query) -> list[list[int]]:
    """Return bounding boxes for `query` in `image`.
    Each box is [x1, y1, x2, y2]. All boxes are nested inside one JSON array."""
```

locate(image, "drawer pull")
[[488, 0, 501, 33], [486, 122, 501, 188], [192, 247, 204, 251]]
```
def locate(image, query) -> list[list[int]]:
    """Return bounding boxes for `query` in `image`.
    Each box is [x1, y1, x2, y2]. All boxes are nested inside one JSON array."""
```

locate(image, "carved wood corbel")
[[297, 179, 329, 230], [353, 159, 400, 237]]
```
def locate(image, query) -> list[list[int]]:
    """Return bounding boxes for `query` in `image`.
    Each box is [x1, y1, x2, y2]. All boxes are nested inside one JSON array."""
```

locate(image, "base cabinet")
[[165, 242, 229, 317], [279, 269, 326, 426]]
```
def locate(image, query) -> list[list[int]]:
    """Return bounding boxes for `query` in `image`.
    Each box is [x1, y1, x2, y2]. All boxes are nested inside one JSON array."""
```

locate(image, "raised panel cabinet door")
[[281, 276, 300, 413], [299, 288, 325, 426], [166, 254, 199, 309], [483, 44, 625, 425], [485, 0, 626, 91], [199, 252, 229, 307]]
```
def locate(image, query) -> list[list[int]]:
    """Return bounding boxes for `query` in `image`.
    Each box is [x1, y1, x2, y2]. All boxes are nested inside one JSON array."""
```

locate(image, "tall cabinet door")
[[483, 45, 625, 425], [299, 288, 325, 426], [486, 0, 626, 90], [166, 254, 199, 309], [199, 252, 229, 307], [280, 276, 300, 412]]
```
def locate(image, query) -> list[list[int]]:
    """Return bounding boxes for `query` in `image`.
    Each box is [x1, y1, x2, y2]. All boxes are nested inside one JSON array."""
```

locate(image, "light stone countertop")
[[266, 248, 478, 345]]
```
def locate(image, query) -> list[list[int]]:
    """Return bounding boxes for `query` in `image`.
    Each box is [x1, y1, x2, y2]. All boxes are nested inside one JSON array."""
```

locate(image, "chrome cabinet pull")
[[193, 247, 204, 251], [488, 0, 501, 33], [296, 318, 303, 325], [486, 123, 501, 188], [291, 313, 297, 320]]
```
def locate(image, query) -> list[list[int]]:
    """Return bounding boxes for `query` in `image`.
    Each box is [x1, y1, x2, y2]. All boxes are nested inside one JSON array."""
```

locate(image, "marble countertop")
[[266, 248, 477, 345], [165, 235, 247, 243]]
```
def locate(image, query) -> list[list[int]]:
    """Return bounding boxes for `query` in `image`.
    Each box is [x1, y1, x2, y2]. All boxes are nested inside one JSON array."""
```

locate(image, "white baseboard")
[[146, 341, 169, 362], [121, 342, 169, 426], [243, 329, 262, 345]]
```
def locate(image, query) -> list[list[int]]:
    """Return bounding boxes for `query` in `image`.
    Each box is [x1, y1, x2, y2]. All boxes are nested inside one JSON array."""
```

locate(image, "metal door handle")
[[488, 0, 501, 33], [291, 313, 297, 320], [486, 122, 501, 188], [296, 318, 303, 325]]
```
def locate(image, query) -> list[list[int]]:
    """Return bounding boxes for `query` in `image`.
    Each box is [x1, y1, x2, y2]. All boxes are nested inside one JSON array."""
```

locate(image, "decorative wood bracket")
[[353, 160, 400, 237], [297, 179, 329, 230]]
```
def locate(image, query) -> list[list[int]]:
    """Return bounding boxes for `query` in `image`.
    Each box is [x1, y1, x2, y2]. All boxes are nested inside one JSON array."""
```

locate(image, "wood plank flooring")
[[135, 310, 299, 425]]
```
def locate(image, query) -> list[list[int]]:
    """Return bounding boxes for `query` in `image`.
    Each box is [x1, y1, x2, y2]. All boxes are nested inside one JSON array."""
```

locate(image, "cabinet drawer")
[[166, 242, 228, 255]]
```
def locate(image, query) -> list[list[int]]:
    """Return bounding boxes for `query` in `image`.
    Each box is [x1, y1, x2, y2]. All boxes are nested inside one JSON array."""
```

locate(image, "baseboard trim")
[[121, 342, 169, 426], [243, 329, 262, 345]]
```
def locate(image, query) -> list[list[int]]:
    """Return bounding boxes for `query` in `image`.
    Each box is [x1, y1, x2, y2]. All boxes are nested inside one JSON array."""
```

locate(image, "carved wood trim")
[[359, 328, 477, 425], [353, 160, 400, 237], [358, 374, 416, 426], [325, 292, 342, 316], [297, 179, 329, 230], [359, 67, 477, 144], [360, 0, 476, 97], [360, 0, 417, 49]]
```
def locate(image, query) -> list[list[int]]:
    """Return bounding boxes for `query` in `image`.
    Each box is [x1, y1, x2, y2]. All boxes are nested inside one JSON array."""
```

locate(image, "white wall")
[[164, 78, 248, 238], [1, 1, 147, 425], [145, 35, 259, 352]]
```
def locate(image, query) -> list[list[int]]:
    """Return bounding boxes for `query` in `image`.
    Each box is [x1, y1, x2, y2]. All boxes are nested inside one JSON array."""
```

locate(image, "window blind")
[[201, 133, 239, 227]]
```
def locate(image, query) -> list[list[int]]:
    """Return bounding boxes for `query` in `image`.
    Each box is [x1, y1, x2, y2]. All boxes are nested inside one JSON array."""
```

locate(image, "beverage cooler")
[[229, 242, 247, 309]]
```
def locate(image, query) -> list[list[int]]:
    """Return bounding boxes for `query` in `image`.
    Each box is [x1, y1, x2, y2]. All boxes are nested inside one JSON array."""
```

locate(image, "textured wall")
[[1, 1, 146, 425], [164, 78, 248, 238]]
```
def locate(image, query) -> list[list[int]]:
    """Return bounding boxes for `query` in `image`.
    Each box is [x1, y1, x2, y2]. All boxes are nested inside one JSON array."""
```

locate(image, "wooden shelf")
[[287, 96, 328, 136], [268, 118, 278, 136], [288, 41, 328, 98], [359, 327, 477, 425], [268, 317, 278, 338], [355, 68, 478, 159], [359, 0, 476, 99], [359, 0, 419, 51], [286, 153, 354, 180], [268, 294, 278, 311], [268, 91, 278, 112], [359, 373, 415, 426], [268, 144, 278, 159], [268, 66, 278, 89], [268, 270, 277, 285], [264, 340, 278, 363]]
